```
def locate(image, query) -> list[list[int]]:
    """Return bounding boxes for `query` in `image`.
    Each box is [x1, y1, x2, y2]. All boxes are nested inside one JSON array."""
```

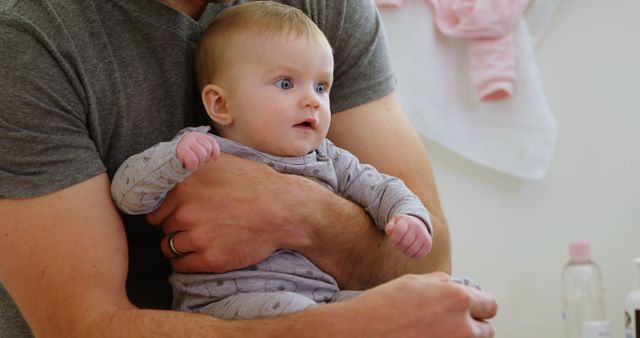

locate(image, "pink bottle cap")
[[569, 240, 591, 263]]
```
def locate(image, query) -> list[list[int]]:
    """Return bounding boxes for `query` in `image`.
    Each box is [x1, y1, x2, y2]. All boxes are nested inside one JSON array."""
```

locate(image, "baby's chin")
[[272, 148, 315, 157], [243, 133, 326, 157], [267, 142, 322, 157]]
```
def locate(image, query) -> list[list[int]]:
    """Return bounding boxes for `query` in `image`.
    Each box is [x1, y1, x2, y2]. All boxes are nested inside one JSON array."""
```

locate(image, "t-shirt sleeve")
[[316, 0, 397, 113], [0, 14, 105, 199]]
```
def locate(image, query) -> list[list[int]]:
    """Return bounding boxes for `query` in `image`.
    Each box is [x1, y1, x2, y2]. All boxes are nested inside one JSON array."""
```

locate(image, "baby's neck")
[[213, 125, 315, 158]]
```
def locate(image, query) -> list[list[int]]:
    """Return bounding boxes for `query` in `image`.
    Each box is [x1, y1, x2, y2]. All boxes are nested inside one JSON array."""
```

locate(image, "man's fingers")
[[146, 194, 178, 226], [160, 230, 218, 273], [158, 226, 225, 273], [160, 230, 190, 259], [426, 271, 452, 282], [471, 319, 495, 338], [155, 202, 193, 235], [170, 252, 213, 273], [468, 288, 499, 320]]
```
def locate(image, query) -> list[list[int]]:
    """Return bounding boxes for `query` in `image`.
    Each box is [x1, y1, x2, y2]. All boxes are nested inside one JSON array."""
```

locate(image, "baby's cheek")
[[317, 121, 331, 140]]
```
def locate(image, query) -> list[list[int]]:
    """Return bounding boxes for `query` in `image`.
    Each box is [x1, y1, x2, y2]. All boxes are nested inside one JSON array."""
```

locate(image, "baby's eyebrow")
[[317, 71, 333, 83], [265, 64, 300, 75]]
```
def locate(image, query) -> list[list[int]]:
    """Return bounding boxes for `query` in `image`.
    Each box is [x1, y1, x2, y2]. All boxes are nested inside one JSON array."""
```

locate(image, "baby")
[[111, 1, 432, 320]]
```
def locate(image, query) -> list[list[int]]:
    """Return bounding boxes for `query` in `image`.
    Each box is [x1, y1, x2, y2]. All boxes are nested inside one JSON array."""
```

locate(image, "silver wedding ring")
[[168, 231, 188, 258]]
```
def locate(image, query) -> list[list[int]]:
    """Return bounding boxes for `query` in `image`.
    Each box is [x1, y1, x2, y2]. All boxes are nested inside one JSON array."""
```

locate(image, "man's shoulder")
[[1, 0, 77, 20], [0, 0, 16, 14], [275, 0, 375, 26], [0, 0, 92, 39], [275, 0, 372, 12]]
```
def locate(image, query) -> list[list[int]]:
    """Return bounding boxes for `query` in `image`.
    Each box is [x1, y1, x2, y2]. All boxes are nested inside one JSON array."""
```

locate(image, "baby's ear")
[[202, 84, 233, 126]]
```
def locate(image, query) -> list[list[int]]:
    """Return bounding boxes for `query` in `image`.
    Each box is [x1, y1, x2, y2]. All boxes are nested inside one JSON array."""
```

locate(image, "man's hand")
[[176, 131, 220, 170], [384, 214, 432, 259], [146, 153, 327, 273], [334, 273, 498, 338]]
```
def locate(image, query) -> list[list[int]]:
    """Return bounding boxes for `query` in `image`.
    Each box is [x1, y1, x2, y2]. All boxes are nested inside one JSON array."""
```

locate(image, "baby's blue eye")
[[275, 78, 293, 90], [315, 83, 326, 94]]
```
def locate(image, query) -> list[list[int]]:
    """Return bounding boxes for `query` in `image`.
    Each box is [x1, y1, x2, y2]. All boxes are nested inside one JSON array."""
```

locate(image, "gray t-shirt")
[[0, 0, 395, 333]]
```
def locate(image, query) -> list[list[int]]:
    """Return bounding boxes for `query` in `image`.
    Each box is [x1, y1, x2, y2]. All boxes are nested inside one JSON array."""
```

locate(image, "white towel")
[[525, 0, 563, 45], [379, 0, 558, 179]]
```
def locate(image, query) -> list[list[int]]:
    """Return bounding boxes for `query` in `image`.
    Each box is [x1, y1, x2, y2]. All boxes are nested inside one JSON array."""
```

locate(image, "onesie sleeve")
[[110, 126, 210, 215], [321, 140, 432, 234], [0, 14, 104, 198]]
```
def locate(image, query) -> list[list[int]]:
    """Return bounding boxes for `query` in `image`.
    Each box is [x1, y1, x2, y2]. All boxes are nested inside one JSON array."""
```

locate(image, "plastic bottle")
[[562, 240, 606, 338], [625, 257, 640, 338], [582, 320, 611, 338]]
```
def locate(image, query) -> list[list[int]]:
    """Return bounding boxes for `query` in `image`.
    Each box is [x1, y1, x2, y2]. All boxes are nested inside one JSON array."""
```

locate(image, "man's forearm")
[[95, 308, 267, 338], [48, 302, 349, 338], [289, 176, 450, 289]]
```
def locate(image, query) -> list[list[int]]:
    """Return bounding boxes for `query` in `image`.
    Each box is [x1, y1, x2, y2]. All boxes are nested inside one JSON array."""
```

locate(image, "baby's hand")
[[176, 132, 220, 170], [384, 214, 433, 259]]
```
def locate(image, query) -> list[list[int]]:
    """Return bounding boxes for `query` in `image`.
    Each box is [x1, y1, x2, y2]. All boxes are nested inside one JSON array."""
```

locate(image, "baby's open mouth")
[[294, 118, 316, 128], [295, 121, 313, 127]]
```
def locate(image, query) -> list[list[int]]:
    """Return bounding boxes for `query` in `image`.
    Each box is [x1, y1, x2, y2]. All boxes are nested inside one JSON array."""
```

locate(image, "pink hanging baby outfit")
[[428, 0, 531, 101]]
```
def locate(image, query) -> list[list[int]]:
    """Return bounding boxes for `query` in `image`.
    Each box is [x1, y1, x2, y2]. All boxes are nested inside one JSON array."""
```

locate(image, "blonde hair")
[[196, 1, 332, 89]]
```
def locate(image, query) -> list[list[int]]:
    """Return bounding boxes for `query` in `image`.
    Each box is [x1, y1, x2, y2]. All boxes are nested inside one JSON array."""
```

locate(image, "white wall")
[[422, 0, 640, 337]]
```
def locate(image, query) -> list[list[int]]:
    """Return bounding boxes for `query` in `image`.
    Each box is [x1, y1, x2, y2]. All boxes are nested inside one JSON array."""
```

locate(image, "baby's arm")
[[384, 214, 432, 259], [324, 140, 433, 259], [111, 126, 219, 214]]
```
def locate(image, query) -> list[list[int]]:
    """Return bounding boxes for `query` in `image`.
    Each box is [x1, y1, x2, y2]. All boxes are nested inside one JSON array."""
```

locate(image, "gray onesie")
[[111, 126, 432, 319]]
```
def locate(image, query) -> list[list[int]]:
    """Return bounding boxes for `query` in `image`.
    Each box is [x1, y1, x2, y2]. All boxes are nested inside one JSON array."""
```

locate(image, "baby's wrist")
[[403, 214, 432, 235]]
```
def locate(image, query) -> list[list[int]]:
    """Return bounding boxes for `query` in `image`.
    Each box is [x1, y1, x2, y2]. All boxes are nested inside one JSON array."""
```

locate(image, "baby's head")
[[196, 1, 334, 157]]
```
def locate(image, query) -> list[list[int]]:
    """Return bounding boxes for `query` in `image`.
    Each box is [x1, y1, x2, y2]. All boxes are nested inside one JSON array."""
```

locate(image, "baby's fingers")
[[402, 235, 423, 257], [196, 134, 220, 161], [188, 142, 210, 167], [398, 223, 417, 250], [180, 150, 200, 170], [207, 137, 220, 160], [412, 240, 431, 259], [385, 218, 408, 244]]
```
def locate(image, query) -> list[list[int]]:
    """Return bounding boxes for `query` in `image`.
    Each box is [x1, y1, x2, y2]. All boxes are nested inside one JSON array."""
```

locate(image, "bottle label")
[[637, 310, 639, 338], [627, 310, 640, 338]]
